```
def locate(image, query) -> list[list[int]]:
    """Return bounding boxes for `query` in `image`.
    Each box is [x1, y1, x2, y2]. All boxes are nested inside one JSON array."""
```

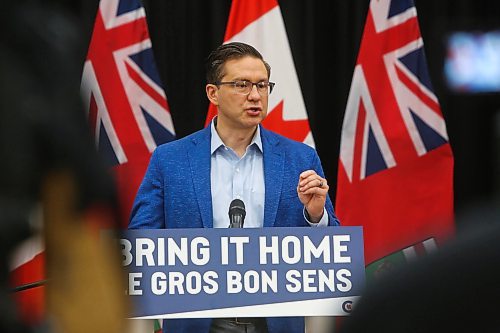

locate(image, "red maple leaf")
[[263, 100, 311, 142]]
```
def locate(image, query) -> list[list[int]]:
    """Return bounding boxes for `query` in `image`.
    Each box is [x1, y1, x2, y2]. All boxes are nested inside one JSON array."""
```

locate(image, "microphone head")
[[228, 199, 246, 219]]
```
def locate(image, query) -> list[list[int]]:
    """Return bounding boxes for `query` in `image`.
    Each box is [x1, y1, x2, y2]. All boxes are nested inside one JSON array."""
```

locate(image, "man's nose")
[[248, 84, 261, 99]]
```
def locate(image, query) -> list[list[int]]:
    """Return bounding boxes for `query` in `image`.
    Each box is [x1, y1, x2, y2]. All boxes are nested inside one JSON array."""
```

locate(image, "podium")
[[119, 226, 365, 319]]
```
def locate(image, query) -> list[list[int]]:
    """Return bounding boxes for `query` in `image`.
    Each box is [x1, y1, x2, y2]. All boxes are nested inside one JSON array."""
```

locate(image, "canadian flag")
[[205, 0, 314, 147]]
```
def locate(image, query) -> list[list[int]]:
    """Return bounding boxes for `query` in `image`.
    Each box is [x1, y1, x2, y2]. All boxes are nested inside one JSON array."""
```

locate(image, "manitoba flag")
[[81, 0, 175, 225], [81, 2, 174, 329], [205, 0, 314, 146], [336, 0, 455, 264]]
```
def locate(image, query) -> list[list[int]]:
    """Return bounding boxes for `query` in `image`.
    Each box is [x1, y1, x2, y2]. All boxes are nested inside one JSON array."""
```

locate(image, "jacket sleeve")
[[311, 150, 341, 226], [128, 149, 165, 229]]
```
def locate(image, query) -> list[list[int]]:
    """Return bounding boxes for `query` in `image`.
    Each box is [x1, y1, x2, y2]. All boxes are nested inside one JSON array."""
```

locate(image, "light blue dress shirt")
[[210, 121, 327, 228]]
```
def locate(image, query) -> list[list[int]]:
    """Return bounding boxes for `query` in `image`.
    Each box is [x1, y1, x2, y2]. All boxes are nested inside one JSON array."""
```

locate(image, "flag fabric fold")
[[336, 0, 454, 265]]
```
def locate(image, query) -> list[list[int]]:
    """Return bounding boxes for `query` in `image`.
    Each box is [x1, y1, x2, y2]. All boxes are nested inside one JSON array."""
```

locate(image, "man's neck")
[[215, 122, 257, 157]]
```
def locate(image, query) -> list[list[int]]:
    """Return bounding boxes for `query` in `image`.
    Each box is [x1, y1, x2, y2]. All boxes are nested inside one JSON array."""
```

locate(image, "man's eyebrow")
[[231, 77, 268, 82]]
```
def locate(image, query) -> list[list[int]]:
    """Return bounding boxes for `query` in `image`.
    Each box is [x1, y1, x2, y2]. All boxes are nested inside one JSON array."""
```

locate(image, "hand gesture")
[[297, 170, 328, 223]]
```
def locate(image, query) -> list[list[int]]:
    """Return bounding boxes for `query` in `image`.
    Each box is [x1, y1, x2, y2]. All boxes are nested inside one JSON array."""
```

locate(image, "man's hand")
[[297, 170, 328, 223]]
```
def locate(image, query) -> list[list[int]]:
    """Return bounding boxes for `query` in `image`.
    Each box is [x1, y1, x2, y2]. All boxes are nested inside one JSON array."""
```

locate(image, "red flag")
[[9, 237, 45, 324], [205, 0, 314, 146], [336, 0, 455, 264]]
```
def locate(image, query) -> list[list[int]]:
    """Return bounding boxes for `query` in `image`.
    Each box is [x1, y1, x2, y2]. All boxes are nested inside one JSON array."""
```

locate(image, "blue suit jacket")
[[129, 125, 340, 333]]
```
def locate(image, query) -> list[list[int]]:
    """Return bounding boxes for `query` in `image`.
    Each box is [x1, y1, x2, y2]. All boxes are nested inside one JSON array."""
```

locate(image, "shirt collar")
[[210, 117, 263, 155]]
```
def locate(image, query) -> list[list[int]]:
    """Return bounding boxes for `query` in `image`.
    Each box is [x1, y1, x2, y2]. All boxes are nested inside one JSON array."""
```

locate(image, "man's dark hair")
[[206, 42, 271, 84]]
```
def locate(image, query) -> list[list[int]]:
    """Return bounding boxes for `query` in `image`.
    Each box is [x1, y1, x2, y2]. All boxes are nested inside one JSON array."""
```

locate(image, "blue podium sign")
[[120, 226, 364, 318]]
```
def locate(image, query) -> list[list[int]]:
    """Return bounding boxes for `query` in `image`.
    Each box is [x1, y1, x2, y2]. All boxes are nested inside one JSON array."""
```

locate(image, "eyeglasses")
[[215, 80, 275, 96]]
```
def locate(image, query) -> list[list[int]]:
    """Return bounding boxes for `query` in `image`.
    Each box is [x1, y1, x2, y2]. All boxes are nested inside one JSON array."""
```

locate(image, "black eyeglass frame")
[[214, 80, 276, 95]]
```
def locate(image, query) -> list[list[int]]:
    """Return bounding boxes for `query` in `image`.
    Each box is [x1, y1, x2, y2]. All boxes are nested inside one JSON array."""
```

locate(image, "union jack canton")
[[340, 0, 449, 181]]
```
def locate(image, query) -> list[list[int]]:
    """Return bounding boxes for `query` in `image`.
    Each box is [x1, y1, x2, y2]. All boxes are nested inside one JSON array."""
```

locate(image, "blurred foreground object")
[[340, 199, 500, 333], [1, 1, 128, 333]]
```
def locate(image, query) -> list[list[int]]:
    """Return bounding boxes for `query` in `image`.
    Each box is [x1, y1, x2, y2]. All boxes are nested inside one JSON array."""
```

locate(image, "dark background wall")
[[67, 0, 499, 227]]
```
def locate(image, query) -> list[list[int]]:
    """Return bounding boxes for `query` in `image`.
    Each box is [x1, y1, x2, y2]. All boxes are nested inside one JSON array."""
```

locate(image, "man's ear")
[[206, 84, 219, 106]]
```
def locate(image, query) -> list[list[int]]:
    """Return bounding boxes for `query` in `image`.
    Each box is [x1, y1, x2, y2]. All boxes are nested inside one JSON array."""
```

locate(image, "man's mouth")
[[246, 107, 261, 116]]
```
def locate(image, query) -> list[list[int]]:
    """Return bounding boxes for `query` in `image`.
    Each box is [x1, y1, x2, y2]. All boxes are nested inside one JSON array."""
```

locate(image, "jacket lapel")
[[187, 126, 213, 228], [262, 127, 284, 227]]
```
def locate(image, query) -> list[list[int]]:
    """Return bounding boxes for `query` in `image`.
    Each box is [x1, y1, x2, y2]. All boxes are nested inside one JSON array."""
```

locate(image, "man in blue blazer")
[[129, 42, 340, 333]]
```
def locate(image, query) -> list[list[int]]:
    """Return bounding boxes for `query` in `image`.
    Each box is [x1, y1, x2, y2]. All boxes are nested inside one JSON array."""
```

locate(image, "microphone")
[[228, 199, 246, 228]]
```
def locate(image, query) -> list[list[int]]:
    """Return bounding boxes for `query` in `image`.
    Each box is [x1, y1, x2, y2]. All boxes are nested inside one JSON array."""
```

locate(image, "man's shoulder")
[[155, 126, 209, 154], [261, 126, 315, 153]]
